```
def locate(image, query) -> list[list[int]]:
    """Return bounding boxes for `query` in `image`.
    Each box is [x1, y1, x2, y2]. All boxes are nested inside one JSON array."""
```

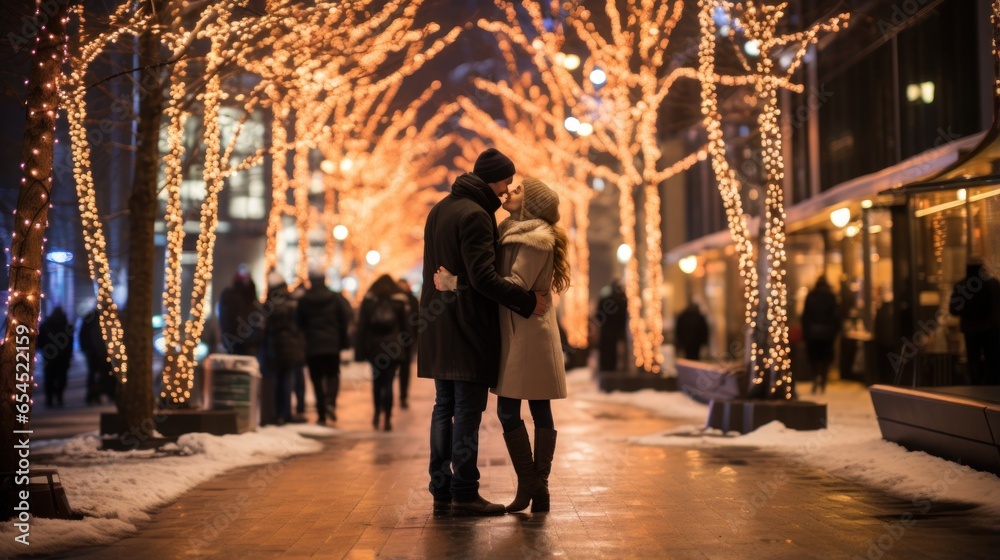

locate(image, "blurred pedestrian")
[[802, 276, 840, 394], [217, 264, 261, 356], [949, 261, 1000, 385], [396, 278, 419, 409], [298, 270, 353, 424], [291, 283, 308, 419], [676, 301, 709, 360], [79, 306, 113, 405], [261, 271, 306, 425], [356, 275, 410, 432], [39, 306, 73, 407], [597, 279, 628, 371]]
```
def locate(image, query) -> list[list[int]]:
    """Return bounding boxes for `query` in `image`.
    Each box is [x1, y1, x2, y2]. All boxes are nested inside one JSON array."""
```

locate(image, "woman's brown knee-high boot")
[[531, 428, 557, 512], [502, 421, 544, 512]]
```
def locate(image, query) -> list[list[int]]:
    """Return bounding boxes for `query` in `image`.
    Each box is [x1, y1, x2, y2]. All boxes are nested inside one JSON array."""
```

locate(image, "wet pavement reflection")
[[64, 371, 1000, 559]]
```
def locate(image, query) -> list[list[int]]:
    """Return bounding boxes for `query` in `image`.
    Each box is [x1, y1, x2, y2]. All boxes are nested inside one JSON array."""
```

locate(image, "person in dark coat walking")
[[801, 277, 841, 394], [79, 306, 113, 404], [38, 306, 74, 407], [597, 280, 628, 371], [676, 302, 709, 360], [419, 148, 547, 517], [949, 261, 1000, 385], [396, 278, 419, 409], [217, 264, 262, 356], [260, 272, 306, 425], [298, 271, 353, 424], [356, 275, 411, 432]]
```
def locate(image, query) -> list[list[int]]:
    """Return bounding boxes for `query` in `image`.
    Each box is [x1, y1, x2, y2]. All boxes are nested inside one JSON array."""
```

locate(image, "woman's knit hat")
[[521, 178, 560, 224]]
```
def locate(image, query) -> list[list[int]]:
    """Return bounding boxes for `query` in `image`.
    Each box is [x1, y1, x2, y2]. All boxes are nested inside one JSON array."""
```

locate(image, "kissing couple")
[[418, 148, 570, 516]]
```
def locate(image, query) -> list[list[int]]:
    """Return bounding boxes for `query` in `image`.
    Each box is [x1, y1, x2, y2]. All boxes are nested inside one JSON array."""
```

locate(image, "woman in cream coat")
[[435, 178, 568, 513]]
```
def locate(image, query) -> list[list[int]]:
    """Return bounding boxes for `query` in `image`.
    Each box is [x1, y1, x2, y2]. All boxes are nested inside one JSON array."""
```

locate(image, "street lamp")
[[830, 207, 851, 228], [589, 68, 606, 86], [340, 158, 354, 172], [366, 250, 381, 266], [333, 225, 349, 241], [616, 243, 632, 264], [320, 159, 336, 174], [564, 116, 580, 133], [679, 255, 698, 275]]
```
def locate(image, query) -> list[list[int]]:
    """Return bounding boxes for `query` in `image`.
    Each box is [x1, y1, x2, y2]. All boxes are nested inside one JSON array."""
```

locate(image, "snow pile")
[[0, 423, 333, 557], [575, 370, 1000, 527]]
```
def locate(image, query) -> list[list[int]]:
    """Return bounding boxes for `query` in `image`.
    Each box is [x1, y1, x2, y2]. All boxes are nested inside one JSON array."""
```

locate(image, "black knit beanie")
[[472, 148, 516, 184]]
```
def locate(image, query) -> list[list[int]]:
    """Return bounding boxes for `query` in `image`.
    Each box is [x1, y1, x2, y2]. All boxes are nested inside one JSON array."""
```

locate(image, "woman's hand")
[[434, 266, 458, 292]]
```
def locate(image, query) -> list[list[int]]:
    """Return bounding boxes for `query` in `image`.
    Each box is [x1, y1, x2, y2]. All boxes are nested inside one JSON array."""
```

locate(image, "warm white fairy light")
[[62, 5, 135, 382], [159, 60, 189, 398], [483, 0, 706, 371], [696, 0, 848, 398], [1, 2, 70, 399]]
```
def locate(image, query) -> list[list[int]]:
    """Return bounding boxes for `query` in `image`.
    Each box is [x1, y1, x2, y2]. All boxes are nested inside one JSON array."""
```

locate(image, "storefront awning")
[[664, 132, 985, 265]]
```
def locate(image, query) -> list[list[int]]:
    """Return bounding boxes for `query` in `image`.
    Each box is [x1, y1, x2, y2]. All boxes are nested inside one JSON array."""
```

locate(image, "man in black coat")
[[802, 276, 840, 394], [597, 279, 628, 371], [676, 302, 709, 360], [949, 261, 1000, 385], [297, 271, 353, 424], [419, 148, 547, 516]]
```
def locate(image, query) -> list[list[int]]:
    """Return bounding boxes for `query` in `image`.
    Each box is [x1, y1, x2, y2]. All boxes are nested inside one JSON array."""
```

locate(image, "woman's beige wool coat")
[[493, 217, 568, 400]]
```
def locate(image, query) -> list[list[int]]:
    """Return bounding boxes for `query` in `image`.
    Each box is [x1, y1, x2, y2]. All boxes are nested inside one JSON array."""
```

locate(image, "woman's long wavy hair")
[[551, 225, 571, 294]]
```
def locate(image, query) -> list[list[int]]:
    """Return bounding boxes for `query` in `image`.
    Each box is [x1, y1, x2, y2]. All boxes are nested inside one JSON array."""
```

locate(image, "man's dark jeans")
[[429, 379, 489, 502]]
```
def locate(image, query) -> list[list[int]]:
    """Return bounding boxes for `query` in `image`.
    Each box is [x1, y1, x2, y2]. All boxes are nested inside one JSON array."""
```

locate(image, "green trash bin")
[[204, 354, 261, 433]]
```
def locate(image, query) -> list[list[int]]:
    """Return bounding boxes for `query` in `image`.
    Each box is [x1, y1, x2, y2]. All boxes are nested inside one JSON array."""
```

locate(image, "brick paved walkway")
[[58, 369, 1000, 559]]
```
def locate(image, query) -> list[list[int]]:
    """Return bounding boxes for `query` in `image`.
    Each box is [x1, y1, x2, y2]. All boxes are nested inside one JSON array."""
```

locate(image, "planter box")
[[598, 371, 677, 393], [100, 409, 239, 439], [707, 398, 827, 434]]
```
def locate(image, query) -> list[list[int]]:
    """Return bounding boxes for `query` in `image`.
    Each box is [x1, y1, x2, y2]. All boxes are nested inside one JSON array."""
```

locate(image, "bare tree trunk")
[[116, 0, 163, 438], [0, 1, 70, 489]]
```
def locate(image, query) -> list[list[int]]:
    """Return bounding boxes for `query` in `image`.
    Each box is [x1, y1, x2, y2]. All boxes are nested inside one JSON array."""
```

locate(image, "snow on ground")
[[0, 416, 335, 557], [569, 368, 1000, 528]]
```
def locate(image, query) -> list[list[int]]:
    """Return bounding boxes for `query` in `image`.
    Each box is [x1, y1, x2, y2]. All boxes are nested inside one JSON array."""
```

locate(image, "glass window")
[[819, 43, 895, 189], [896, 0, 981, 159]]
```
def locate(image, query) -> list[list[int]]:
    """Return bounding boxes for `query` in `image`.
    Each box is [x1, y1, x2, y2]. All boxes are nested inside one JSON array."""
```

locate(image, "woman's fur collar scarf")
[[498, 218, 555, 251]]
